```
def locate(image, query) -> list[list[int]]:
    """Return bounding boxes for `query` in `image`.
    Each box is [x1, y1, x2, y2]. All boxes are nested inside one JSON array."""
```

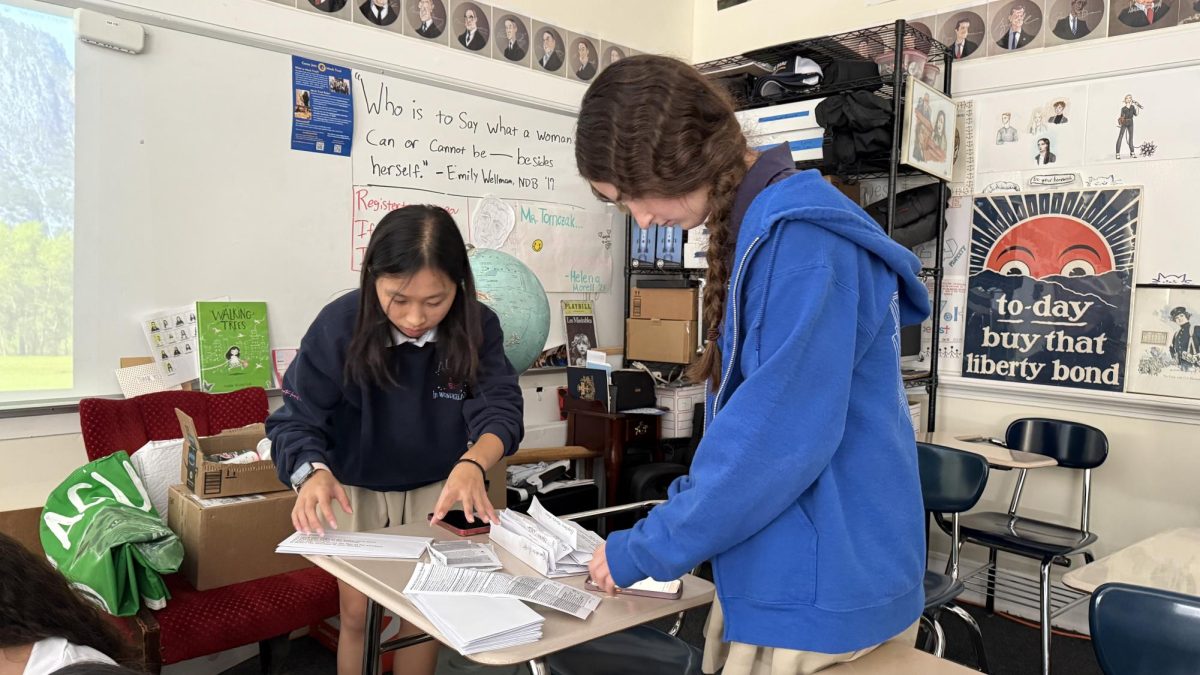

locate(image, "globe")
[[468, 247, 550, 373]]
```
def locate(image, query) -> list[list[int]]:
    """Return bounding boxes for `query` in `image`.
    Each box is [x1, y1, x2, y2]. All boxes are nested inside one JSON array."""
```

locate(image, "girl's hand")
[[292, 470, 352, 536], [588, 543, 617, 596], [431, 461, 497, 526]]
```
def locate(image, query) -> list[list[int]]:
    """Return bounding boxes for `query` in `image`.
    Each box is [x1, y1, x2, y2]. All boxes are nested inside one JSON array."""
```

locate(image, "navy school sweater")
[[268, 290, 524, 492]]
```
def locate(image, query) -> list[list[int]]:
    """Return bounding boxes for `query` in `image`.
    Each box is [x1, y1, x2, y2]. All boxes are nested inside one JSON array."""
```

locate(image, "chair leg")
[[1039, 559, 1052, 675], [944, 602, 990, 673], [985, 548, 998, 614], [258, 634, 291, 675], [919, 613, 946, 658]]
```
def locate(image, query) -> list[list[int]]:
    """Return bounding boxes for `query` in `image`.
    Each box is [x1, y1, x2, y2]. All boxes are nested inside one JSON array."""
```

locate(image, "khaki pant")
[[702, 599, 922, 675], [331, 481, 447, 532]]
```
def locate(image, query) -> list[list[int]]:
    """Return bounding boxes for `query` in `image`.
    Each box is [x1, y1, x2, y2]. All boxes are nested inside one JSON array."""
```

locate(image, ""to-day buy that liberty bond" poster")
[[962, 188, 1140, 392]]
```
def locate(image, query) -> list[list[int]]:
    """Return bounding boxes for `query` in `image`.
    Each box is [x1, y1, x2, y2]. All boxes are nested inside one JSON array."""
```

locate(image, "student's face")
[[418, 0, 432, 21], [1010, 7, 1025, 29], [377, 268, 457, 338], [504, 19, 517, 40], [464, 9, 477, 30], [956, 21, 969, 39], [590, 181, 711, 231], [542, 31, 556, 55]]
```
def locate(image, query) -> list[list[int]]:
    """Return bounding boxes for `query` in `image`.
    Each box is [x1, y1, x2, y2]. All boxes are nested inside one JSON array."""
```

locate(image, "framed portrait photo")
[[901, 76, 956, 181]]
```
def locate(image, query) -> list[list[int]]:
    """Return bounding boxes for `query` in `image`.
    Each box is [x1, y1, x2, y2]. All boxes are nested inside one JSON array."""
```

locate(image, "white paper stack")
[[276, 531, 432, 559], [428, 540, 503, 572], [488, 497, 603, 578], [404, 563, 601, 620], [407, 593, 543, 655]]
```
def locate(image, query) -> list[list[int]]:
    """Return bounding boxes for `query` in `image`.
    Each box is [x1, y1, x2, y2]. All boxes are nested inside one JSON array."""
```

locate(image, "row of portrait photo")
[[913, 0, 1200, 62], [276, 0, 638, 84]]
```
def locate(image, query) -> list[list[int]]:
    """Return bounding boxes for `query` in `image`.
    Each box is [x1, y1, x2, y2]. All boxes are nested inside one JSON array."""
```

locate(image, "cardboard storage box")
[[626, 319, 697, 364], [629, 287, 698, 322], [167, 485, 310, 590], [656, 383, 707, 439], [177, 409, 285, 498]]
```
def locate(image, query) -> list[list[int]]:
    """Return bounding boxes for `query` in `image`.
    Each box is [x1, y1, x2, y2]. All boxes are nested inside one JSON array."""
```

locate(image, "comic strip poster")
[[962, 188, 1140, 391], [1126, 286, 1200, 399]]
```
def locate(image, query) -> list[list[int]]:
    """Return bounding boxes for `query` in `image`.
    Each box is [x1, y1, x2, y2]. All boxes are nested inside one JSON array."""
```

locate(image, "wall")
[[692, 0, 965, 62], [0, 0, 692, 513]]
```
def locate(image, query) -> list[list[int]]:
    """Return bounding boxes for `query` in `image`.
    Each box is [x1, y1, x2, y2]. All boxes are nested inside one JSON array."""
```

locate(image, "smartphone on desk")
[[585, 576, 683, 599], [427, 510, 491, 536]]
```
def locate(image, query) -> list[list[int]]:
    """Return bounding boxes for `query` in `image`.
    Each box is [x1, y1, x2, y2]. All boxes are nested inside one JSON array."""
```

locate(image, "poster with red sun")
[[963, 188, 1140, 392]]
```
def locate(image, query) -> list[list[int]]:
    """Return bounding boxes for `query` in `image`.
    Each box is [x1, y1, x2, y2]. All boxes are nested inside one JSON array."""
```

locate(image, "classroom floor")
[[221, 599, 1102, 674]]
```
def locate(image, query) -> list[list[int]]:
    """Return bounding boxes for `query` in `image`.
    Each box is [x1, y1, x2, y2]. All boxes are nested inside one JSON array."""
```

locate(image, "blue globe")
[[468, 247, 550, 373]]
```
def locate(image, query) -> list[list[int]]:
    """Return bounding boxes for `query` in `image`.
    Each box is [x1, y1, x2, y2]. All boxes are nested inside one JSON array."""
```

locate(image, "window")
[[0, 1, 74, 400]]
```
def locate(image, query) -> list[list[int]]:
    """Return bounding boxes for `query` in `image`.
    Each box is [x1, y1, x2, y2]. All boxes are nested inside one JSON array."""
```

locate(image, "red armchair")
[[78, 388, 339, 673]]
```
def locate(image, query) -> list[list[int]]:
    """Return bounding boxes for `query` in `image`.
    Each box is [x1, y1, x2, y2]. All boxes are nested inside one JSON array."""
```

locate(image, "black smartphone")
[[427, 509, 491, 536]]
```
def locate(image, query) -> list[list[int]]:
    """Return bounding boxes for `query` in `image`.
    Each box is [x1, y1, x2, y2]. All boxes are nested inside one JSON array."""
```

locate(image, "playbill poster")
[[962, 188, 1140, 392], [1126, 286, 1200, 400]]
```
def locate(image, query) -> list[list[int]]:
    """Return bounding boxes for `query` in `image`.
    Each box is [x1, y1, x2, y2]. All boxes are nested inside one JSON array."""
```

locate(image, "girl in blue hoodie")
[[267, 206, 523, 675], [579, 56, 931, 673]]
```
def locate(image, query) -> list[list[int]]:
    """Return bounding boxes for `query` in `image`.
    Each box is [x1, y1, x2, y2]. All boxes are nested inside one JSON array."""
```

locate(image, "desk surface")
[[1062, 527, 1200, 596], [922, 431, 1059, 470], [305, 522, 714, 666]]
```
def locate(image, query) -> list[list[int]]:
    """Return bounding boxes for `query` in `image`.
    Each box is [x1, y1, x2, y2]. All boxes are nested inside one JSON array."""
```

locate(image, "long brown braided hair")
[[574, 55, 749, 385]]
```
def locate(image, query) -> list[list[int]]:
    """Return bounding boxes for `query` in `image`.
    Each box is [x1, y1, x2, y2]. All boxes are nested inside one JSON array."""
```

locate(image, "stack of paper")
[[405, 562, 601, 620], [276, 531, 432, 559], [407, 593, 543, 655], [489, 497, 603, 578], [428, 540, 503, 572]]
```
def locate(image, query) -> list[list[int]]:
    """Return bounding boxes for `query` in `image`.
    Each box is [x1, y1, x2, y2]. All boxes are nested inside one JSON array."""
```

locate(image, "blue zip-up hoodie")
[[605, 168, 931, 653]]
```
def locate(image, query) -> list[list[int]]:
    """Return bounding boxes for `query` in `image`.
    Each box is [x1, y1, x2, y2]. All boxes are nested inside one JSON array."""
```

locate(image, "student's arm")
[[267, 326, 344, 486], [603, 263, 869, 587], [433, 306, 524, 524]]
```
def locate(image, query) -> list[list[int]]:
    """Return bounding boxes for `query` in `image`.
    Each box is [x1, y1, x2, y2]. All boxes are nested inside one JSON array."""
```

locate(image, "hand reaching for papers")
[[293, 469, 352, 536], [432, 461, 498, 527], [588, 542, 617, 595]]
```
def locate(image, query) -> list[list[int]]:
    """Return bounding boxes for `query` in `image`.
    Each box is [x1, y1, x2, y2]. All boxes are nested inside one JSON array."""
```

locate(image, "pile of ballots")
[[427, 540, 502, 572], [489, 497, 602, 578]]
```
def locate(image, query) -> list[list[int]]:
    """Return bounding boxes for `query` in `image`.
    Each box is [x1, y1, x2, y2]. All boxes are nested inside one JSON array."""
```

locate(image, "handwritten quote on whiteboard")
[[348, 71, 613, 293]]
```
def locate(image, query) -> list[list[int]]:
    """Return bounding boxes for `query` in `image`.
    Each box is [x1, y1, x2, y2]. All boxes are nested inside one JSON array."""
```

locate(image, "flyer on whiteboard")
[[291, 56, 353, 156]]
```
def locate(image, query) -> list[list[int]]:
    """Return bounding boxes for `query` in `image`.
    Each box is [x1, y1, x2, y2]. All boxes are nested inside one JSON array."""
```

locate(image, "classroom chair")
[[78, 389, 340, 673], [952, 418, 1108, 675], [1089, 582, 1200, 675], [917, 442, 990, 672]]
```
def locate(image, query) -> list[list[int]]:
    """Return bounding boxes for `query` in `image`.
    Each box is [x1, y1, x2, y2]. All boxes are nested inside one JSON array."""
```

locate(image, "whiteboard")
[[69, 15, 624, 401]]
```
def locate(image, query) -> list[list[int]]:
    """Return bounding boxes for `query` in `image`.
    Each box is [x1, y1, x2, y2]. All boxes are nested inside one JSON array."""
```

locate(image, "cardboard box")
[[177, 409, 285, 498], [656, 383, 707, 439], [629, 287, 698, 322], [167, 485, 310, 590], [626, 319, 697, 364]]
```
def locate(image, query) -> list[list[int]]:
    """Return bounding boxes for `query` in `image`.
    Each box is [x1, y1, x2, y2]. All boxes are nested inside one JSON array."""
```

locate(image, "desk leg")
[[528, 658, 550, 675], [362, 598, 383, 675]]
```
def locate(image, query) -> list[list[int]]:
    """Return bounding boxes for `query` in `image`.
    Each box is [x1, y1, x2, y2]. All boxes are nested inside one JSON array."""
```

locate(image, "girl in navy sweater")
[[268, 205, 523, 675], [580, 56, 929, 674]]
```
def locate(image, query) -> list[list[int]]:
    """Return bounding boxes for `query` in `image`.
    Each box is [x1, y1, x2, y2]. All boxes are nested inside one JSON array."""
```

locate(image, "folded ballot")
[[488, 497, 603, 578]]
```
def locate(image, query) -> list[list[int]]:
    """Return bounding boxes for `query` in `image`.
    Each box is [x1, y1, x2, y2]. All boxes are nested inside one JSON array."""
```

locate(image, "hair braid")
[[690, 163, 747, 385]]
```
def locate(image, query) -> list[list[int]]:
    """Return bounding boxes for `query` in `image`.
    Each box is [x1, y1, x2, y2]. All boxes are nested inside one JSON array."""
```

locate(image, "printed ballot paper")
[[427, 540, 503, 572], [276, 531, 433, 559], [404, 563, 601, 620], [488, 497, 603, 578]]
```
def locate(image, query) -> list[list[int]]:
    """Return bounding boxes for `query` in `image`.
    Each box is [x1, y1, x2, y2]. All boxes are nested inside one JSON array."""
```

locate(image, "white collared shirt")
[[391, 326, 438, 347], [371, 4, 388, 21], [465, 30, 475, 43], [421, 19, 434, 31]]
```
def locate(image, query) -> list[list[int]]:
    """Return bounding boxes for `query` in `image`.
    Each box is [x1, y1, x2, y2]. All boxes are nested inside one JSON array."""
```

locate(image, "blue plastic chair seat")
[[1091, 582, 1200, 675], [959, 512, 1097, 558], [923, 571, 963, 610]]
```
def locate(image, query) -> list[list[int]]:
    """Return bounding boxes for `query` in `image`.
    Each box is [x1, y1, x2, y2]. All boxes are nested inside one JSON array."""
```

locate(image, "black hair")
[[51, 664, 148, 675], [0, 533, 130, 663], [225, 346, 240, 360], [345, 205, 481, 388]]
